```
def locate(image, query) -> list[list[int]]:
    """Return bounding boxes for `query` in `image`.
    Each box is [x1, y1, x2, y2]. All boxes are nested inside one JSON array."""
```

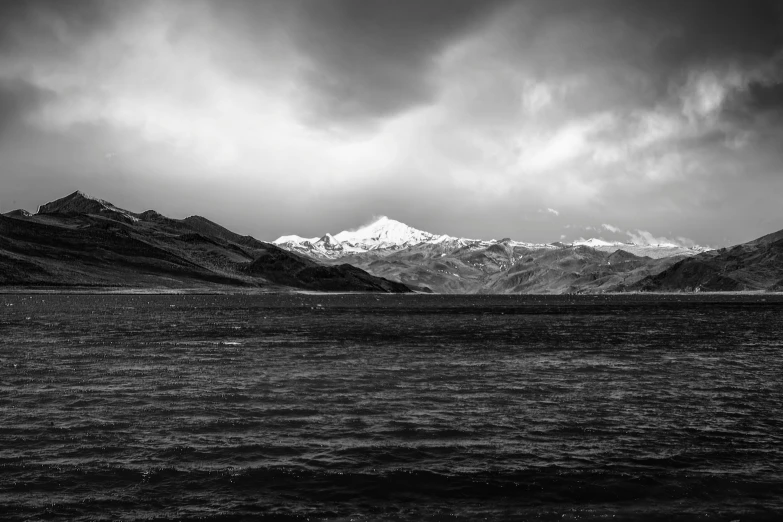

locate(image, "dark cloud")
[[6, 0, 778, 126], [521, 0, 783, 69], [476, 1, 783, 109], [287, 0, 510, 124], [641, 0, 783, 68], [0, 0, 124, 58], [192, 0, 511, 126], [745, 80, 783, 113], [720, 73, 783, 140], [0, 78, 54, 140]]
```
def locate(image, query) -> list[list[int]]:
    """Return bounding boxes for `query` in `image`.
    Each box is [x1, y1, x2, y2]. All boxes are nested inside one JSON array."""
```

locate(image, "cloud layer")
[[1, 0, 782, 245]]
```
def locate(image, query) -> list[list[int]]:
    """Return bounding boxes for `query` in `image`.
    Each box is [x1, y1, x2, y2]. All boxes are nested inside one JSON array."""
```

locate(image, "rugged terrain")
[[274, 218, 711, 293], [274, 217, 783, 293], [0, 191, 411, 293], [632, 229, 783, 292], [5, 192, 781, 294], [315, 241, 687, 294]]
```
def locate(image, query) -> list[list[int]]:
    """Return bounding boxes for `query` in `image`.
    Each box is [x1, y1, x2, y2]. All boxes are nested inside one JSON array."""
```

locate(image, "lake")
[[1, 293, 782, 520]]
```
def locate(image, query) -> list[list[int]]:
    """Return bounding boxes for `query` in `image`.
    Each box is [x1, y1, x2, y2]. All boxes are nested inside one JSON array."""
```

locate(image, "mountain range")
[[275, 216, 709, 259], [274, 217, 783, 294], [2, 191, 782, 293]]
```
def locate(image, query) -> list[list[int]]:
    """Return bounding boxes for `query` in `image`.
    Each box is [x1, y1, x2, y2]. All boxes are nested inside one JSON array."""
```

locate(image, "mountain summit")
[[37, 190, 139, 224], [334, 216, 447, 250], [274, 216, 447, 255]]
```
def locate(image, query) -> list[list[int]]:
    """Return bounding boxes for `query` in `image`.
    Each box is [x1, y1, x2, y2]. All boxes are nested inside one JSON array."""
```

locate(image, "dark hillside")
[[632, 231, 783, 292], [0, 193, 412, 293]]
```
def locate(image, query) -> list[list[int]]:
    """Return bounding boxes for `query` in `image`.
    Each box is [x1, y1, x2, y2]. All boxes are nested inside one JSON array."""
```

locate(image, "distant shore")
[[1, 286, 780, 296]]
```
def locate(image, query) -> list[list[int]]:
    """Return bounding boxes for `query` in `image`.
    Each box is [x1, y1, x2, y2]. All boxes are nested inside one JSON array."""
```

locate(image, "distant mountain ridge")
[[0, 191, 411, 293], [5, 193, 781, 294], [632, 229, 783, 292], [273, 217, 783, 294], [275, 216, 562, 259], [274, 216, 709, 260]]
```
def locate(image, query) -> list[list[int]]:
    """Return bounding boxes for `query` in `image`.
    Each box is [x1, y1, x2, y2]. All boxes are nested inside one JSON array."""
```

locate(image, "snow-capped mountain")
[[274, 216, 710, 261], [274, 216, 434, 256], [334, 216, 447, 249], [273, 216, 556, 258]]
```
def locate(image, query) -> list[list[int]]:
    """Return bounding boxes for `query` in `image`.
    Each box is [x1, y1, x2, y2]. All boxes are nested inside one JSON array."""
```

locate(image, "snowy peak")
[[315, 233, 345, 251], [272, 217, 555, 258], [273, 216, 449, 257], [275, 234, 318, 246], [334, 216, 439, 249]]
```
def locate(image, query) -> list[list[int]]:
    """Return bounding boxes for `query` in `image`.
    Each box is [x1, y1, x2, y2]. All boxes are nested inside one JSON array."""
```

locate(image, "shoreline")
[[0, 286, 781, 297]]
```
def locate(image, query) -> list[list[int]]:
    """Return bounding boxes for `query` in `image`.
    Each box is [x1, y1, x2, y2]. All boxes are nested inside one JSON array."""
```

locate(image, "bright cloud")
[[626, 229, 698, 248]]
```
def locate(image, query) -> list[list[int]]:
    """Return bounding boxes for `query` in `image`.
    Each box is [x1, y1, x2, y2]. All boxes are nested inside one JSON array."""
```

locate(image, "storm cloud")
[[1, 0, 782, 246]]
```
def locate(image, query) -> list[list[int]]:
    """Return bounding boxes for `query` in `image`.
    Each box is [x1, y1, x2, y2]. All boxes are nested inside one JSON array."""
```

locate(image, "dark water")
[[1, 293, 782, 521]]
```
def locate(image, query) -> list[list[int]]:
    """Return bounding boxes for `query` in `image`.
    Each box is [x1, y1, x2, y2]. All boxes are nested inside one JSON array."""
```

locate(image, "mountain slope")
[[485, 246, 682, 294], [0, 192, 411, 293], [330, 241, 683, 294], [0, 213, 235, 287], [273, 217, 714, 294], [632, 232, 783, 292], [244, 247, 410, 293]]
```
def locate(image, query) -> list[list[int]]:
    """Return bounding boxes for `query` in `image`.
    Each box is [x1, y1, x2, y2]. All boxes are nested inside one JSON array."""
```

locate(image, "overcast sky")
[[1, 0, 782, 247]]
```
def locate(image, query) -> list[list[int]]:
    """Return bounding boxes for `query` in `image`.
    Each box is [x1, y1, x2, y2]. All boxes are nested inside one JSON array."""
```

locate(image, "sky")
[[1, 0, 782, 247]]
